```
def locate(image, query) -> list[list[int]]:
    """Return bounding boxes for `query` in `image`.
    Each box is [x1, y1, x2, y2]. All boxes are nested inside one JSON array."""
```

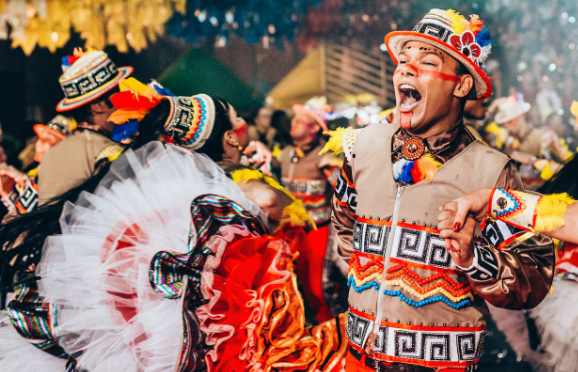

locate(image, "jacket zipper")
[[363, 184, 404, 349]]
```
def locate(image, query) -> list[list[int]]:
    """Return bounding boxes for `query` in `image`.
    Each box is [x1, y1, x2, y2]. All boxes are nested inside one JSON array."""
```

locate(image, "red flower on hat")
[[449, 31, 481, 64]]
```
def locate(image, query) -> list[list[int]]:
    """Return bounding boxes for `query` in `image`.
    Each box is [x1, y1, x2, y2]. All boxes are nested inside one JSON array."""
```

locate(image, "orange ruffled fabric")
[[197, 225, 347, 372]]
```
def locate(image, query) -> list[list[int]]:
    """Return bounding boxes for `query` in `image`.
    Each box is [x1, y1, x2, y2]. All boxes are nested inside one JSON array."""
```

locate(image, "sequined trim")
[[149, 194, 267, 302], [281, 177, 327, 195], [60, 57, 119, 99], [346, 307, 486, 367], [7, 283, 68, 358], [305, 205, 332, 224], [353, 218, 485, 273]]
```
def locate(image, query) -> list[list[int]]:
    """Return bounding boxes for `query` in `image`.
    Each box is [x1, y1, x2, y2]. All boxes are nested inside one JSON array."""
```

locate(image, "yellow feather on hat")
[[447, 9, 466, 34]]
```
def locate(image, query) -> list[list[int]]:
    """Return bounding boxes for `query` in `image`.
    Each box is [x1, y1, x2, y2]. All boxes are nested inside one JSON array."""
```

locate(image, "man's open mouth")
[[399, 84, 422, 111]]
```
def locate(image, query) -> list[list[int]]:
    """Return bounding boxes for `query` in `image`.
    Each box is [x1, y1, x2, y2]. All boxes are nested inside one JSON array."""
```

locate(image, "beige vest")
[[346, 123, 511, 366], [280, 144, 333, 224]]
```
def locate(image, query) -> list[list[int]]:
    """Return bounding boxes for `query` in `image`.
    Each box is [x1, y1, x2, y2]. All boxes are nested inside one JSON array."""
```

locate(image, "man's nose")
[[398, 62, 419, 77]]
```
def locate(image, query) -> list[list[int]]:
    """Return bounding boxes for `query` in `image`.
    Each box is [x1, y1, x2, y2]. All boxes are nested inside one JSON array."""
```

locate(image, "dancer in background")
[[279, 103, 348, 324]]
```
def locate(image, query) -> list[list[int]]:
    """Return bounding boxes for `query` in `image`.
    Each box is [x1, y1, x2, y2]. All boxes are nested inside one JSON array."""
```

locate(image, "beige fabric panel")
[[37, 131, 118, 206]]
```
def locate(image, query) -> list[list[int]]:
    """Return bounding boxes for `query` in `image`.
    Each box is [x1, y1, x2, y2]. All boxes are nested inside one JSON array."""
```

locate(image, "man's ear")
[[454, 74, 474, 98], [89, 99, 111, 114]]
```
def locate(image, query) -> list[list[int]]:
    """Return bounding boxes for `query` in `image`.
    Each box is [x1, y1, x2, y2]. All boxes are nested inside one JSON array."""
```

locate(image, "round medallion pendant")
[[401, 137, 425, 161]]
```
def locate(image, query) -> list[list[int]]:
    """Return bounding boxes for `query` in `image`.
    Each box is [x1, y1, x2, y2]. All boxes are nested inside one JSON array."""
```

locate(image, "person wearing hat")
[[0, 115, 73, 217], [35, 49, 131, 206], [494, 93, 568, 186], [279, 103, 348, 324], [323, 9, 554, 371]]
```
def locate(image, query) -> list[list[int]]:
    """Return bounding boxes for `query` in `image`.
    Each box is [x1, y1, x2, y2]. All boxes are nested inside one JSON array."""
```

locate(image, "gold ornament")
[[3, 0, 186, 56]]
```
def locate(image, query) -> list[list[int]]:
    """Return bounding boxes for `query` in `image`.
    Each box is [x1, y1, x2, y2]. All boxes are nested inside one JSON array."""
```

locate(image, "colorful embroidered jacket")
[[331, 123, 555, 369], [280, 143, 341, 225]]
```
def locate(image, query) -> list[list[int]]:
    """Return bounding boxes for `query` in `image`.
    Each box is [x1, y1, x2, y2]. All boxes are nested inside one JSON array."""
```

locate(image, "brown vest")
[[346, 123, 511, 367]]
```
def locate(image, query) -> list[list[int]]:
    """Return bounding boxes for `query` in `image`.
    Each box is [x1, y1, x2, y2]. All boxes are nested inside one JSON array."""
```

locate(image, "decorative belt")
[[282, 177, 327, 195], [307, 206, 332, 224], [347, 307, 485, 367]]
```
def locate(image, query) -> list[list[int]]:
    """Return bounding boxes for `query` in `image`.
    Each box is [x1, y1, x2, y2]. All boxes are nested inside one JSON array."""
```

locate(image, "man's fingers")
[[438, 219, 456, 231], [440, 201, 458, 212], [439, 229, 461, 240], [437, 210, 457, 222]]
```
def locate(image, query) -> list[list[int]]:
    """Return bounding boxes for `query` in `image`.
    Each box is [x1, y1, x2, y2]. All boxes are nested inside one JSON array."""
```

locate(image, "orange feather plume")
[[411, 154, 442, 183], [470, 15, 484, 35], [108, 78, 163, 124]]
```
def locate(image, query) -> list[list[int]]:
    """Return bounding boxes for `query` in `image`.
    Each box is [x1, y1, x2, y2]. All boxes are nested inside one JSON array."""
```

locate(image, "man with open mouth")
[[324, 8, 555, 372]]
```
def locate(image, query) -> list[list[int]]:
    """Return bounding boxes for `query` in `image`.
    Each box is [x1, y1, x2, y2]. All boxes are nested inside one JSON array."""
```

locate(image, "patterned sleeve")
[[1, 173, 39, 216], [331, 159, 358, 262], [458, 162, 555, 310]]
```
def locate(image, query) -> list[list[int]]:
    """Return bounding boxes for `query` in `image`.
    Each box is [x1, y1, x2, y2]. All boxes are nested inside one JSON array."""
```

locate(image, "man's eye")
[[399, 60, 408, 64], [422, 61, 436, 66]]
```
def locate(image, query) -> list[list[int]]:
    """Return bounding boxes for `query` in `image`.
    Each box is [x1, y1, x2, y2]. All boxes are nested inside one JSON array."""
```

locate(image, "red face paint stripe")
[[394, 68, 461, 83]]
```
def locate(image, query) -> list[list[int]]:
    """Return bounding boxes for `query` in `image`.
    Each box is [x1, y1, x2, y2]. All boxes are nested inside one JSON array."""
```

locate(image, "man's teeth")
[[400, 84, 416, 90]]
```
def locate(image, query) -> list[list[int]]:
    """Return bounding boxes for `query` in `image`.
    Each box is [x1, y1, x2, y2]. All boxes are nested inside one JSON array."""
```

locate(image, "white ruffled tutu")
[[36, 142, 262, 372], [490, 277, 578, 372]]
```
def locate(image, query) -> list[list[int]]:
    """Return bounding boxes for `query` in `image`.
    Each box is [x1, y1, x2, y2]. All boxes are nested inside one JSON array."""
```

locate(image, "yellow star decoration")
[[2, 0, 186, 55]]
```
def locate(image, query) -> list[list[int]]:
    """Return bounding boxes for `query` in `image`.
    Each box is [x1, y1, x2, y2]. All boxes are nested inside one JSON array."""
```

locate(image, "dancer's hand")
[[437, 202, 476, 268], [245, 141, 273, 175], [0, 163, 22, 197], [364, 330, 377, 357]]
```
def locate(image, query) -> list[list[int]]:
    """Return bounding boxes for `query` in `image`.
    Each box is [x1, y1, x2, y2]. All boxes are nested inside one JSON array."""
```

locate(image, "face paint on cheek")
[[234, 121, 247, 137], [393, 67, 461, 82]]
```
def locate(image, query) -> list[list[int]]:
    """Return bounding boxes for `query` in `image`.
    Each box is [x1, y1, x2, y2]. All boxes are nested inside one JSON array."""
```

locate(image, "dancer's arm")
[[331, 161, 357, 262], [238, 179, 293, 221], [442, 187, 578, 244], [438, 164, 555, 310]]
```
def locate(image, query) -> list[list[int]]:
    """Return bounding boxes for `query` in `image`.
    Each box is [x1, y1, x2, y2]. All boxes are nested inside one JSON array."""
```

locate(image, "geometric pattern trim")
[[459, 245, 499, 281], [346, 307, 486, 367], [481, 218, 526, 250], [384, 263, 474, 309], [347, 253, 384, 292], [353, 218, 485, 273], [489, 188, 540, 231], [334, 169, 357, 214]]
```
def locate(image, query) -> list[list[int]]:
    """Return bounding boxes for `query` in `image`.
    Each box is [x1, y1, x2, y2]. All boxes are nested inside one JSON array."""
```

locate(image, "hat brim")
[[56, 66, 133, 112], [292, 104, 329, 132], [33, 124, 66, 140], [384, 31, 492, 100], [494, 102, 531, 124]]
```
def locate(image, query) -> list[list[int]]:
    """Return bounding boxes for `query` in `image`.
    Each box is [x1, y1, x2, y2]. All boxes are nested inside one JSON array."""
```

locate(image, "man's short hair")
[[455, 62, 469, 76], [68, 88, 118, 124], [455, 62, 477, 99]]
